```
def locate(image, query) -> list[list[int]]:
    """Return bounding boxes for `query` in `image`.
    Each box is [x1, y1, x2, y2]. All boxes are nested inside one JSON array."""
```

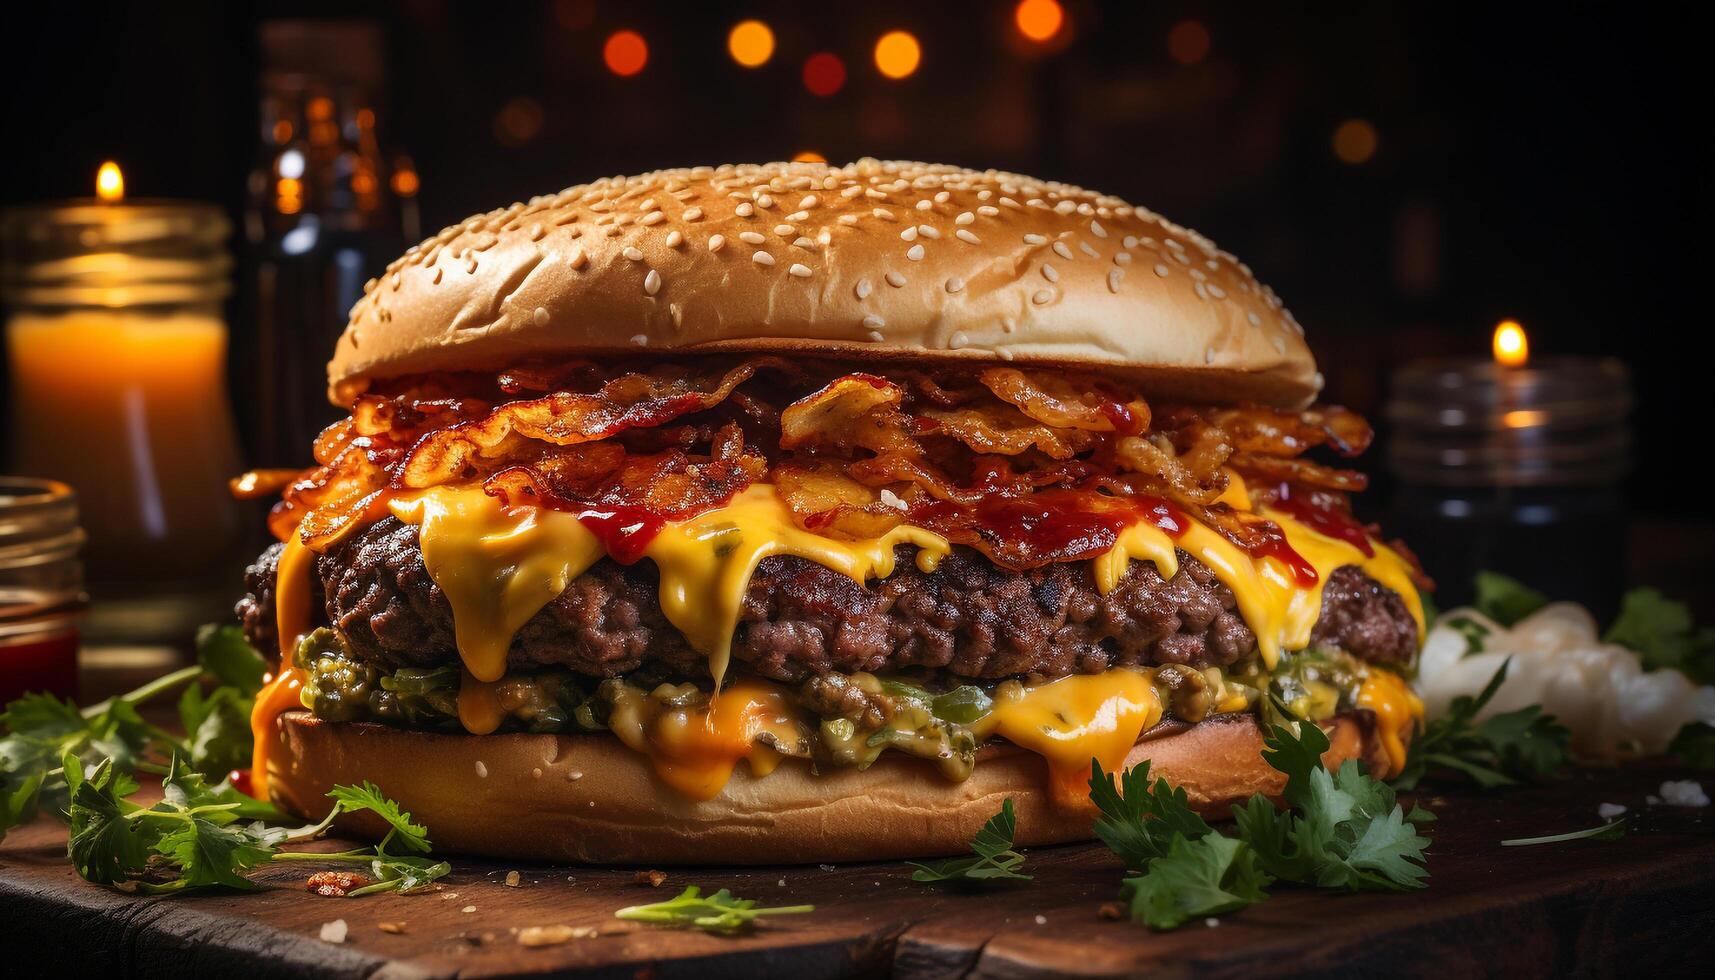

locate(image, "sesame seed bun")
[[264, 709, 1389, 864], [332, 160, 1320, 408]]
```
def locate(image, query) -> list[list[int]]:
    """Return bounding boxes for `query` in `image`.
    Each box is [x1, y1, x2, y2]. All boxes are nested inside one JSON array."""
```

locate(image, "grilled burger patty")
[[238, 517, 1417, 682]]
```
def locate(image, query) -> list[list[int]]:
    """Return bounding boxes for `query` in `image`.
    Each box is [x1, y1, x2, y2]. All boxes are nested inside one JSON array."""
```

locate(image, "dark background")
[[2, 0, 1708, 523]]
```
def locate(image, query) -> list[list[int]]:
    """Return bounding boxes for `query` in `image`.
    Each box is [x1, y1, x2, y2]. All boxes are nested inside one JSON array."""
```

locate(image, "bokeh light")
[[493, 97, 545, 147], [95, 161, 124, 202], [603, 30, 648, 76], [793, 151, 827, 163], [1014, 0, 1064, 43], [803, 52, 847, 96], [1493, 320, 1530, 368], [1332, 118, 1378, 164], [874, 30, 922, 79], [728, 20, 774, 68], [1167, 20, 1211, 65]]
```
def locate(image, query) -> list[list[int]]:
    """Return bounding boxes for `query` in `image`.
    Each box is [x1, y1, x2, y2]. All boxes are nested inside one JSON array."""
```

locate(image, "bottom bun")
[[266, 709, 1389, 864]]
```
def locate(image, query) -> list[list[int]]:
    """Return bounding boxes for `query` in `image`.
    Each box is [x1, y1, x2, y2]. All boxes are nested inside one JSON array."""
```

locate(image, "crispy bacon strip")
[[979, 368, 1150, 434]]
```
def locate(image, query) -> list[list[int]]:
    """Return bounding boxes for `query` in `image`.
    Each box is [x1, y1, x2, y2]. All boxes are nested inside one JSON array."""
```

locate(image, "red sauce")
[[1099, 400, 1145, 436], [1249, 532, 1321, 587], [0, 628, 79, 703], [575, 505, 668, 564], [912, 490, 1187, 565], [1270, 483, 1374, 557]]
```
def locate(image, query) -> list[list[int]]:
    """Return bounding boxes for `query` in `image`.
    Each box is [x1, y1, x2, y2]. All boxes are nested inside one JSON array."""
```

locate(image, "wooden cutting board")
[[2, 762, 1711, 979]]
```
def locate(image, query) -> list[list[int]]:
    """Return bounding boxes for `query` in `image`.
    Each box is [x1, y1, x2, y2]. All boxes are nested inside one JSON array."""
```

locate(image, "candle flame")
[[1492, 319, 1528, 368], [96, 161, 124, 203]]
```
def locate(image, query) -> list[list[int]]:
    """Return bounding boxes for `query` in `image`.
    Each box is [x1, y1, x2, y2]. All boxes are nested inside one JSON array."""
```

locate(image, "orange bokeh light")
[[604, 30, 648, 76], [728, 20, 774, 68], [1167, 20, 1210, 65], [803, 52, 847, 96], [1014, 0, 1064, 42], [874, 30, 921, 79], [1493, 320, 1529, 368], [1332, 119, 1379, 164], [95, 161, 124, 203], [793, 151, 827, 163]]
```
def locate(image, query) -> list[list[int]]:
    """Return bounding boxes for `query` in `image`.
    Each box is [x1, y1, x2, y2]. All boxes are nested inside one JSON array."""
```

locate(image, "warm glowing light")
[[604, 30, 649, 76], [1332, 119, 1378, 165], [95, 161, 125, 203], [1014, 0, 1064, 42], [391, 158, 420, 198], [803, 52, 847, 96], [275, 177, 303, 215], [1493, 320, 1529, 368], [493, 96, 545, 147], [1502, 409, 1546, 429], [874, 30, 921, 79], [1167, 20, 1210, 65], [728, 20, 775, 67], [793, 151, 827, 163]]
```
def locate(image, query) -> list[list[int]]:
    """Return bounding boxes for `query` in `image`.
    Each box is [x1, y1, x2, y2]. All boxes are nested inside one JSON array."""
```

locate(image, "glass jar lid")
[[0, 201, 231, 308]]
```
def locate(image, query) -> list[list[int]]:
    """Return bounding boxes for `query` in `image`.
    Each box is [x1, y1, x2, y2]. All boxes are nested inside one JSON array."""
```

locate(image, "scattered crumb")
[[1597, 803, 1628, 821], [319, 919, 348, 944], [1647, 795, 1663, 805], [1659, 780, 1710, 807], [634, 869, 668, 888], [1205, 917, 1221, 928], [441, 892, 461, 901], [818, 864, 837, 872], [531, 767, 542, 779], [521, 924, 600, 947], [777, 878, 786, 887], [505, 870, 521, 888], [567, 770, 584, 781], [1098, 902, 1125, 921], [1033, 915, 1047, 926], [307, 870, 368, 897], [378, 922, 405, 935], [463, 905, 478, 913], [474, 761, 489, 778]]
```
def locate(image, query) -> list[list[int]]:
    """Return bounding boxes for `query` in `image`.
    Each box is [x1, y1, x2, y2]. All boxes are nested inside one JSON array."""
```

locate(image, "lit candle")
[[1384, 321, 1631, 617], [2, 163, 243, 636]]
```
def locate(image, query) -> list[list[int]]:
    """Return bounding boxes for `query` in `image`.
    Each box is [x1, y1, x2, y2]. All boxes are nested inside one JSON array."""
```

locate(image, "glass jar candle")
[[0, 477, 87, 701], [2, 186, 244, 643]]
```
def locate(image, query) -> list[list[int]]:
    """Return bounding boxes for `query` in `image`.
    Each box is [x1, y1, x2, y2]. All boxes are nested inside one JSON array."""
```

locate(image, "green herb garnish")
[[1392, 660, 1570, 790], [615, 886, 814, 934], [1500, 819, 1626, 847], [909, 799, 1032, 884], [1604, 587, 1715, 685], [1473, 572, 1549, 627]]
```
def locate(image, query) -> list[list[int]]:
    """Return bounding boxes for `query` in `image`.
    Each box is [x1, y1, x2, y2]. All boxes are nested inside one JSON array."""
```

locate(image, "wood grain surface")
[[2, 762, 1711, 979]]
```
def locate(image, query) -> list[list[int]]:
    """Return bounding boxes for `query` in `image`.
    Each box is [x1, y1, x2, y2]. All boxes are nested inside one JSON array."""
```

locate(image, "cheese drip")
[[249, 534, 316, 801], [974, 671, 1164, 805], [1357, 669, 1424, 777], [606, 678, 804, 800]]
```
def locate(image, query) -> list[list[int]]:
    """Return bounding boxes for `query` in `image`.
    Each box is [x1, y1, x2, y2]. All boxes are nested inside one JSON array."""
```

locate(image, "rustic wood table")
[[2, 761, 1711, 978]]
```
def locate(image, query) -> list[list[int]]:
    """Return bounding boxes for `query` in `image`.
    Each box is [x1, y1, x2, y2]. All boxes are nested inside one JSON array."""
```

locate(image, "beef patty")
[[238, 517, 1417, 682]]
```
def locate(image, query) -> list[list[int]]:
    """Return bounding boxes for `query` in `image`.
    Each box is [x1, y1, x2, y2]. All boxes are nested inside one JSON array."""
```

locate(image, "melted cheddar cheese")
[[975, 671, 1164, 805], [605, 678, 807, 800], [1357, 668, 1424, 777]]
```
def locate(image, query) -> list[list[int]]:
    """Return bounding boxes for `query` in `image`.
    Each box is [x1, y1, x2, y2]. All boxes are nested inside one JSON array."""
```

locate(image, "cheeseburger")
[[237, 160, 1428, 863]]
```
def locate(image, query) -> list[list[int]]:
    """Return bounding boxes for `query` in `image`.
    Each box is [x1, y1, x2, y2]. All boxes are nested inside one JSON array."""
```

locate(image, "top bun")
[[332, 160, 1320, 407]]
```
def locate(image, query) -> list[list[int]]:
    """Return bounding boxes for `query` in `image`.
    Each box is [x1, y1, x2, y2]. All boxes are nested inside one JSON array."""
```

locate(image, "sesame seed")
[[1154, 263, 1170, 277], [1208, 283, 1227, 299], [1090, 219, 1108, 238], [788, 263, 812, 278], [915, 200, 933, 211], [631, 333, 649, 347], [906, 244, 925, 261], [949, 330, 969, 348], [1123, 235, 1138, 249], [838, 214, 859, 225], [793, 236, 814, 249], [683, 207, 704, 221], [736, 202, 755, 217], [873, 208, 895, 220], [644, 269, 662, 295], [708, 234, 726, 252], [1052, 241, 1074, 260], [1107, 269, 1123, 293], [1204, 346, 1216, 364], [934, 191, 951, 203], [752, 250, 775, 266], [1273, 335, 1287, 354], [862, 314, 886, 329], [783, 211, 808, 223], [1023, 233, 1047, 245], [885, 271, 906, 287], [799, 194, 819, 209], [1054, 200, 1077, 215], [774, 224, 795, 236], [955, 229, 981, 244], [639, 210, 664, 226], [622, 246, 644, 261], [528, 224, 545, 242], [1032, 288, 1054, 305], [1114, 252, 1132, 265], [756, 193, 774, 208], [1247, 311, 1262, 327], [465, 256, 478, 273], [865, 189, 886, 199], [918, 225, 940, 239], [1041, 264, 1060, 283], [855, 278, 873, 299], [533, 307, 549, 326], [866, 330, 885, 342], [956, 211, 975, 225], [739, 231, 766, 245], [432, 268, 443, 284], [900, 226, 919, 241], [945, 276, 965, 293], [1080, 241, 1100, 258], [1314, 372, 1326, 389], [665, 230, 684, 248]]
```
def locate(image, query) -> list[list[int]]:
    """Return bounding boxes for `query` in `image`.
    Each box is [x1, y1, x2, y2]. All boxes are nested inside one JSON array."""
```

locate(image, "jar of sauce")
[[0, 477, 87, 702]]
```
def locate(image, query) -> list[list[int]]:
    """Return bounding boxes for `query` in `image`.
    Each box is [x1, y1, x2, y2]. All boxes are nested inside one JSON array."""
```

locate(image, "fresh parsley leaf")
[[1473, 571, 1549, 627], [1119, 833, 1269, 930], [327, 781, 432, 853], [909, 799, 1032, 883], [66, 758, 154, 885], [1088, 758, 1212, 872], [1501, 819, 1626, 847], [1393, 659, 1569, 790], [615, 886, 814, 934], [155, 818, 276, 891], [1670, 722, 1715, 770], [195, 623, 268, 695], [1603, 587, 1715, 685], [178, 685, 253, 781]]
